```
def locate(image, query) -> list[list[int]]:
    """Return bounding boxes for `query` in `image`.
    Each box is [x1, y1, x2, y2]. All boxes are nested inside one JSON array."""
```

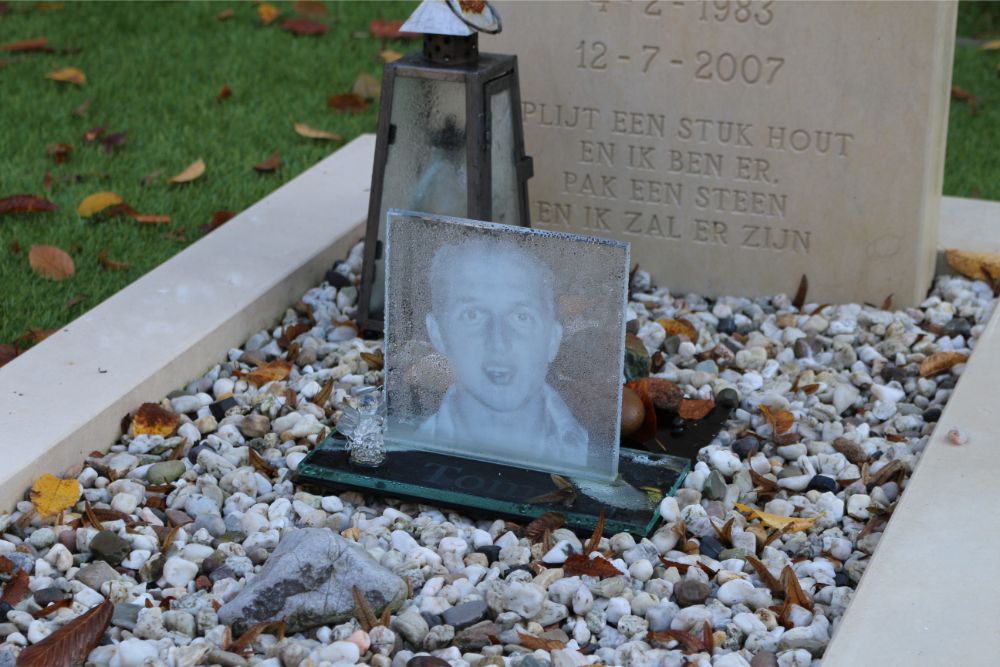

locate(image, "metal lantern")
[[358, 0, 534, 331]]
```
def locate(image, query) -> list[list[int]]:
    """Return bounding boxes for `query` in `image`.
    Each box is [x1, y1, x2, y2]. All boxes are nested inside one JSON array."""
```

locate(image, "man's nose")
[[485, 316, 513, 353]]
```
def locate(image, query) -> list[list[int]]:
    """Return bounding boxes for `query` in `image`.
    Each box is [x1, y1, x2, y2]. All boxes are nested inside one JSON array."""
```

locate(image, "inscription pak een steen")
[[492, 0, 955, 306]]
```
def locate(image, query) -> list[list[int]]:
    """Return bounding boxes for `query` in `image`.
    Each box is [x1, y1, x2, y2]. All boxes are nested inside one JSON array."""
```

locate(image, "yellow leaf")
[[169, 159, 206, 184], [735, 503, 817, 533], [981, 38, 1000, 51], [657, 318, 697, 341], [132, 402, 180, 437], [293, 122, 342, 141], [77, 191, 123, 217], [258, 2, 280, 25], [919, 351, 968, 377], [30, 474, 81, 517], [944, 248, 1000, 282], [352, 72, 381, 100], [46, 66, 85, 86], [760, 404, 794, 435], [380, 50, 403, 63]]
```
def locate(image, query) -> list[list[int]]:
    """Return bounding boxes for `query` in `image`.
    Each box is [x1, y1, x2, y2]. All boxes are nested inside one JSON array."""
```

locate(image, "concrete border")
[[1, 138, 999, 660], [0, 134, 374, 511]]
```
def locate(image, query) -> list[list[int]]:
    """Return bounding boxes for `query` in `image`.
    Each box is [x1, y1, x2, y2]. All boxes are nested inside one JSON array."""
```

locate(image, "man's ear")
[[547, 321, 563, 363], [427, 313, 446, 354]]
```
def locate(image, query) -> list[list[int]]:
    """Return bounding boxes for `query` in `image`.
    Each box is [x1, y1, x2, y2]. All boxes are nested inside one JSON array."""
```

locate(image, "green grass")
[[0, 0, 418, 346], [0, 1, 998, 351]]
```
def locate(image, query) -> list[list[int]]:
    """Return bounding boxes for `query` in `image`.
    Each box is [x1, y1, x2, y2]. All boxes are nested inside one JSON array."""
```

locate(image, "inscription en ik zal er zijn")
[[525, 105, 855, 255]]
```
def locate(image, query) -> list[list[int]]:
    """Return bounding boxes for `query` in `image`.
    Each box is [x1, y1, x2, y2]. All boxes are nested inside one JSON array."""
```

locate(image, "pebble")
[[673, 580, 711, 607]]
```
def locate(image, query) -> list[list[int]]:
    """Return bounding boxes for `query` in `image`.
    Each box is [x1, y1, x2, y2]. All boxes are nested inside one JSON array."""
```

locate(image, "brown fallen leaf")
[[734, 503, 817, 533], [101, 131, 126, 152], [352, 71, 381, 99], [45, 142, 73, 163], [369, 18, 416, 40], [880, 293, 893, 311], [945, 248, 1000, 282], [77, 191, 123, 217], [657, 318, 697, 342], [518, 632, 566, 651], [526, 473, 577, 506], [792, 273, 808, 310], [245, 359, 292, 386], [0, 344, 18, 368], [16, 327, 57, 345], [283, 17, 327, 35], [562, 554, 622, 578], [46, 66, 85, 86], [0, 194, 58, 215], [293, 121, 342, 141], [759, 404, 794, 435], [584, 509, 605, 554], [951, 85, 978, 114], [229, 619, 286, 656], [278, 322, 311, 348], [132, 402, 180, 436], [16, 598, 113, 667], [98, 248, 129, 271], [360, 349, 384, 370], [83, 123, 106, 143], [254, 151, 282, 173], [781, 565, 813, 610], [170, 158, 206, 184], [31, 598, 73, 619], [678, 398, 714, 420], [248, 448, 277, 476], [216, 84, 232, 102], [9, 239, 21, 254], [525, 511, 565, 541], [134, 214, 170, 224], [327, 93, 368, 112], [745, 554, 782, 592], [293, 0, 326, 16], [380, 49, 403, 63], [0, 36, 47, 52], [257, 2, 280, 25], [29, 244, 75, 280], [141, 169, 163, 186], [216, 8, 234, 21], [647, 628, 705, 654], [352, 585, 378, 631], [30, 474, 81, 517], [207, 210, 236, 231], [981, 38, 1000, 51], [0, 569, 29, 606], [919, 351, 968, 377]]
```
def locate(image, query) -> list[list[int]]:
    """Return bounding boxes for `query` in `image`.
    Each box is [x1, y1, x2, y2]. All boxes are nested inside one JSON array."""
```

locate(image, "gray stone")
[[75, 560, 123, 591], [393, 606, 430, 646], [673, 579, 711, 607], [146, 460, 186, 484], [453, 620, 499, 651], [441, 599, 488, 630], [33, 587, 68, 606], [0, 647, 14, 667], [4, 553, 33, 574], [112, 603, 143, 631], [89, 530, 131, 566], [703, 470, 727, 500], [217, 528, 407, 633]]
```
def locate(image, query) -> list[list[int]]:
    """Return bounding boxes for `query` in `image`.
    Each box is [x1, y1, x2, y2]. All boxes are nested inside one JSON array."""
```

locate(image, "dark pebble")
[[923, 407, 942, 423], [834, 571, 850, 587], [879, 366, 908, 383], [806, 475, 839, 494], [442, 599, 488, 630], [519, 657, 551, 667], [664, 335, 681, 355], [33, 587, 68, 605], [0, 601, 12, 620], [209, 396, 239, 421], [505, 564, 534, 577], [698, 535, 724, 560], [793, 337, 823, 359], [625, 319, 640, 335], [324, 263, 353, 289], [670, 416, 686, 437], [732, 436, 759, 459], [421, 612, 443, 628], [722, 338, 742, 354], [476, 545, 501, 564], [88, 531, 131, 567], [715, 388, 739, 409], [187, 443, 209, 465], [943, 317, 972, 338], [209, 565, 236, 583], [716, 317, 736, 335], [407, 657, 451, 667], [248, 548, 270, 565], [673, 579, 710, 607]]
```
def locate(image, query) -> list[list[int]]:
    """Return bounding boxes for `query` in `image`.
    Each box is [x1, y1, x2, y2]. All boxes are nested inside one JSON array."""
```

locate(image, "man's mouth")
[[482, 363, 516, 386]]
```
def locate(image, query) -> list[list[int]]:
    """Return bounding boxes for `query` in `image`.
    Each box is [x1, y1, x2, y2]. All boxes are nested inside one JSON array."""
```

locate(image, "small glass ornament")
[[338, 386, 387, 467]]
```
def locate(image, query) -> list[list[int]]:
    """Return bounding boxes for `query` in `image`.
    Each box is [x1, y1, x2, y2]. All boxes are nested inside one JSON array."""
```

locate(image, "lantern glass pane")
[[370, 75, 468, 319], [489, 87, 519, 226]]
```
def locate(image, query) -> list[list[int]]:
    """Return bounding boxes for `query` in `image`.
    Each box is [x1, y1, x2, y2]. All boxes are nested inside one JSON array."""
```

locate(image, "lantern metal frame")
[[357, 49, 534, 333]]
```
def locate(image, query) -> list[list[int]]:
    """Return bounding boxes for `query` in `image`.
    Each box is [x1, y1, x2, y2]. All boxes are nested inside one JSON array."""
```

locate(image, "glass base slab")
[[295, 440, 691, 536]]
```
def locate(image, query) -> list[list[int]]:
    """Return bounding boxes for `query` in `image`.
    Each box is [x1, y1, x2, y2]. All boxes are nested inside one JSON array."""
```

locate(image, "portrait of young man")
[[384, 211, 628, 481]]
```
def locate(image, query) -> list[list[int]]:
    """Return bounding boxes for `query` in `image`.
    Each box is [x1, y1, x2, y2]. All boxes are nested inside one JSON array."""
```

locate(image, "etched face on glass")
[[426, 244, 562, 412]]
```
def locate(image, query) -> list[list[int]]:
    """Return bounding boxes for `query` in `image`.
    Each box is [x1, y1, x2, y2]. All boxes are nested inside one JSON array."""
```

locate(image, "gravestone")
[[492, 0, 956, 306]]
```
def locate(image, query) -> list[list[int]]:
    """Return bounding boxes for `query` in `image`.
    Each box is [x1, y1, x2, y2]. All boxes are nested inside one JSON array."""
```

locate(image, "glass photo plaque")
[[384, 209, 629, 482]]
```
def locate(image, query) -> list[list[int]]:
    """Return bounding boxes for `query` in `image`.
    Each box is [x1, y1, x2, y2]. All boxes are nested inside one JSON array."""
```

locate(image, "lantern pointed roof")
[[401, 0, 476, 37]]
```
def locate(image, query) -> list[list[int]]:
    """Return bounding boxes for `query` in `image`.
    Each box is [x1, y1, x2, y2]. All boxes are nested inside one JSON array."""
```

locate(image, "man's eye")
[[514, 311, 535, 324], [459, 308, 481, 322]]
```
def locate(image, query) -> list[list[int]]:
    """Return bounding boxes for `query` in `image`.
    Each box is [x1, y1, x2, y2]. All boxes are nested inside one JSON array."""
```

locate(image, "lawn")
[[0, 1, 998, 355]]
